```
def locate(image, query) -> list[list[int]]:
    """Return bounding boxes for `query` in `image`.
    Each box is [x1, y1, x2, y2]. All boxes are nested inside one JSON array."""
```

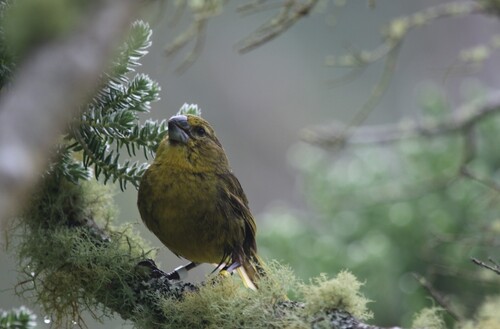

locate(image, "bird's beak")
[[168, 115, 190, 144]]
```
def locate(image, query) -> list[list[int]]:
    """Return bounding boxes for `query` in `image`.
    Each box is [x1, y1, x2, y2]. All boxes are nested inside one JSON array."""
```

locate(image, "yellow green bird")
[[137, 114, 264, 289]]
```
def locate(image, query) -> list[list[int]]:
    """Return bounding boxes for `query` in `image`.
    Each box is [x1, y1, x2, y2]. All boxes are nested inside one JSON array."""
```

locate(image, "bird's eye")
[[193, 126, 207, 137]]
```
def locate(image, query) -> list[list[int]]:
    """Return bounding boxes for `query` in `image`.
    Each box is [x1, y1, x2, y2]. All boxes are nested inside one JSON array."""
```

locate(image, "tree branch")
[[301, 90, 500, 148], [132, 260, 402, 329], [16, 174, 407, 328], [412, 273, 463, 322], [237, 0, 319, 53], [471, 257, 500, 275], [0, 0, 141, 223]]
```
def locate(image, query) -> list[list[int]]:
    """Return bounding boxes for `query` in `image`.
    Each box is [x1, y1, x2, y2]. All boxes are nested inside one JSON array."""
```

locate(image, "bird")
[[137, 114, 264, 289]]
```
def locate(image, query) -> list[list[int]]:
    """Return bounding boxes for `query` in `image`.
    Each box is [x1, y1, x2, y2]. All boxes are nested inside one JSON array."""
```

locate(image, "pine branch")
[[61, 21, 163, 190], [112, 20, 153, 77], [50, 146, 91, 184], [72, 128, 147, 189]]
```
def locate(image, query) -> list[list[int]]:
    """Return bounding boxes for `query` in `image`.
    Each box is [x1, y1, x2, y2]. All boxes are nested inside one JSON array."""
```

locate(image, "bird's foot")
[[166, 262, 199, 280]]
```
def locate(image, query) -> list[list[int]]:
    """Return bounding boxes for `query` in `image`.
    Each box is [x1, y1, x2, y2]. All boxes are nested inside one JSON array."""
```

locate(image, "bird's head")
[[161, 114, 229, 171], [167, 114, 220, 146]]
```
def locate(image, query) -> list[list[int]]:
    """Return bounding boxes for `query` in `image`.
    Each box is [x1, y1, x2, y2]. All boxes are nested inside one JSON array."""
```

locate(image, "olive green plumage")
[[138, 114, 263, 287]]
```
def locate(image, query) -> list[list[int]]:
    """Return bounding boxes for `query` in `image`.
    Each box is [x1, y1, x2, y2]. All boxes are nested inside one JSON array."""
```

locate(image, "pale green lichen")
[[15, 176, 156, 327], [301, 270, 373, 321], [13, 174, 374, 328], [160, 262, 303, 329], [411, 307, 445, 329], [159, 265, 373, 329]]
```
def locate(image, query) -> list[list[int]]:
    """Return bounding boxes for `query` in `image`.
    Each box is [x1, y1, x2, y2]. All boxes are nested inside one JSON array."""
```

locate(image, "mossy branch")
[[17, 175, 195, 328], [14, 173, 414, 329]]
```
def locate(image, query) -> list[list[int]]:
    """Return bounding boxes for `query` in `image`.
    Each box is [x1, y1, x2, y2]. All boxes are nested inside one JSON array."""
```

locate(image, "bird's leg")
[[224, 261, 241, 273], [166, 261, 199, 280], [216, 262, 235, 279], [217, 261, 241, 278]]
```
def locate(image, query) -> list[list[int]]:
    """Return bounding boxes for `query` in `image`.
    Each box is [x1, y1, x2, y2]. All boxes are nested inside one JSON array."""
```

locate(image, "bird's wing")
[[216, 172, 257, 254], [217, 171, 265, 287]]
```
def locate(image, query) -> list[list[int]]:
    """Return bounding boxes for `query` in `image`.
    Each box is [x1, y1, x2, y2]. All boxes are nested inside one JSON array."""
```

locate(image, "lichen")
[[411, 307, 445, 329], [300, 270, 373, 321], [160, 261, 302, 329], [11, 174, 375, 328], [14, 175, 156, 327], [157, 265, 373, 329]]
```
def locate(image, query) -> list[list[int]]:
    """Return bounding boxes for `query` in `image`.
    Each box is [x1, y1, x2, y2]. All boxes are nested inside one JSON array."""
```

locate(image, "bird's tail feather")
[[236, 267, 257, 290], [237, 253, 266, 290]]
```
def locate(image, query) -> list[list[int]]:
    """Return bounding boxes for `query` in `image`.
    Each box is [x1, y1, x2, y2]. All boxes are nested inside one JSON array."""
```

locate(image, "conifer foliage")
[[61, 21, 164, 190]]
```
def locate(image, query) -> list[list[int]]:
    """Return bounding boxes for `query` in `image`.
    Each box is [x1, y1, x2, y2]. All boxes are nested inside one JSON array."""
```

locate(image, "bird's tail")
[[236, 253, 266, 290]]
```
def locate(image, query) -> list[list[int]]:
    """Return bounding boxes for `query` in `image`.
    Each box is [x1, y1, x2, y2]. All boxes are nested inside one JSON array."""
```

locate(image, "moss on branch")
[[12, 173, 398, 329]]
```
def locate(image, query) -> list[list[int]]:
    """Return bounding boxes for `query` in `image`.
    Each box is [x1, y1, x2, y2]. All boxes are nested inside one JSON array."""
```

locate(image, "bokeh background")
[[2, 1, 500, 327]]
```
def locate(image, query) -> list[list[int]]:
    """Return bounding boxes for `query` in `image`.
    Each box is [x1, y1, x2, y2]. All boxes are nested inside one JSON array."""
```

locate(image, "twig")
[[325, 1, 484, 70], [460, 166, 500, 193], [412, 273, 463, 322], [303, 1, 489, 148], [173, 18, 207, 74], [344, 43, 402, 138], [238, 0, 285, 16], [0, 0, 141, 223], [164, 1, 224, 74], [237, 0, 319, 53], [471, 257, 500, 275], [302, 90, 500, 147]]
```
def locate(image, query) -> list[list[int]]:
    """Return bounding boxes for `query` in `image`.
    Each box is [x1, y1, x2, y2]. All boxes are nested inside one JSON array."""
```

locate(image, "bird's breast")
[[139, 162, 228, 263]]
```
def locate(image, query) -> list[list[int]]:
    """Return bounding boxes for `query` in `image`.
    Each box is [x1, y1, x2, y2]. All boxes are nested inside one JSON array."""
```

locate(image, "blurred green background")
[[1, 1, 500, 328]]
